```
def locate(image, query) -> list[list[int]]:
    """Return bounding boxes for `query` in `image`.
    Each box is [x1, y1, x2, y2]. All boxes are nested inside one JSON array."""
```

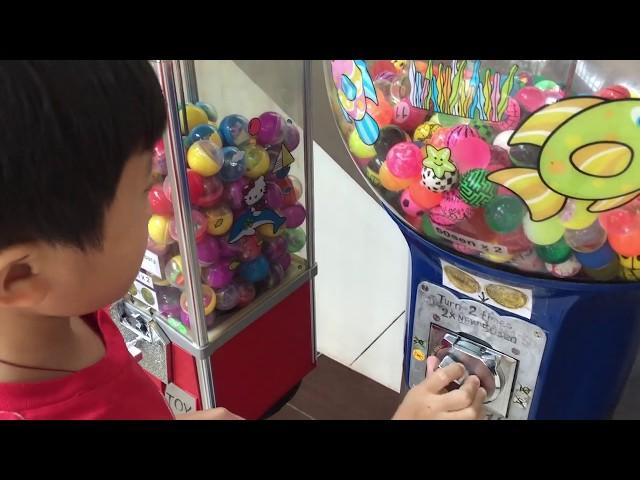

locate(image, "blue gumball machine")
[[325, 60, 640, 419]]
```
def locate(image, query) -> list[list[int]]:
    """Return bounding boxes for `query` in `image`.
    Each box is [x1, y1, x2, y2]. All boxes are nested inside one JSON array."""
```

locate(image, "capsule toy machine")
[[325, 60, 640, 419], [112, 60, 316, 419]]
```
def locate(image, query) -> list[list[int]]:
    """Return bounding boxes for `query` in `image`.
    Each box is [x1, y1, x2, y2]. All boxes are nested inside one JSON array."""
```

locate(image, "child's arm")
[[175, 407, 244, 420], [392, 356, 487, 420]]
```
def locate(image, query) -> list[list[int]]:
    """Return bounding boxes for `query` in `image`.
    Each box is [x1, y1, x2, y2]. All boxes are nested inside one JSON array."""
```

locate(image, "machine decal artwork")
[[408, 60, 519, 122], [488, 98, 640, 221], [441, 260, 533, 318], [330, 60, 380, 145], [228, 175, 286, 243]]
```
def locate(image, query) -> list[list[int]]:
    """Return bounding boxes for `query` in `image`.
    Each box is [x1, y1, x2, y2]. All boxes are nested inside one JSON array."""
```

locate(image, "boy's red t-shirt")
[[0, 310, 174, 420]]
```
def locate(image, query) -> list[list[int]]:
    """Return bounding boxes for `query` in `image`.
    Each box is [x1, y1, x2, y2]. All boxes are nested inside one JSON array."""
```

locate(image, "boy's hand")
[[175, 407, 244, 420], [392, 356, 487, 420]]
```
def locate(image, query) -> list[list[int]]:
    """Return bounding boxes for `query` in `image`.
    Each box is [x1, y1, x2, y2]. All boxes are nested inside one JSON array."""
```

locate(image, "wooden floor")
[[266, 355, 400, 420]]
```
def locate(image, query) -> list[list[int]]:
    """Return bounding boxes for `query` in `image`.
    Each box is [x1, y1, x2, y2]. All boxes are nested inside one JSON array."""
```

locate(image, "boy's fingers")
[[438, 375, 480, 411], [422, 362, 466, 394], [425, 356, 439, 376]]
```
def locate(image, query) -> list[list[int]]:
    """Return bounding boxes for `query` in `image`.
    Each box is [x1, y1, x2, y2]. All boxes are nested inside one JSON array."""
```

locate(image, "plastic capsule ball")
[[348, 129, 376, 160], [189, 123, 223, 146], [451, 137, 491, 173], [391, 99, 428, 133], [558, 199, 597, 230], [196, 235, 220, 267], [407, 182, 443, 210], [499, 227, 532, 254], [236, 235, 262, 262], [187, 140, 224, 177], [564, 222, 607, 253], [264, 181, 284, 210], [195, 101, 218, 123], [535, 237, 572, 264], [204, 260, 235, 289], [509, 144, 540, 168], [285, 227, 306, 253], [523, 215, 565, 246], [445, 124, 479, 150], [146, 236, 169, 256], [162, 170, 203, 206], [263, 236, 288, 262], [545, 255, 582, 278], [259, 263, 286, 290], [484, 195, 525, 233], [255, 111, 286, 146], [413, 122, 441, 143], [509, 249, 545, 273], [493, 130, 514, 152], [196, 175, 224, 209], [283, 121, 300, 152], [574, 242, 616, 270], [164, 255, 187, 288], [481, 251, 513, 263], [235, 280, 257, 307], [148, 184, 173, 216], [428, 127, 450, 149], [275, 252, 292, 272], [599, 209, 640, 257], [515, 86, 547, 112], [224, 177, 249, 211], [257, 223, 285, 239], [243, 144, 270, 179], [156, 286, 181, 319], [400, 189, 426, 217], [595, 84, 630, 100], [584, 260, 620, 281], [205, 206, 233, 236], [458, 169, 497, 207], [215, 283, 240, 312], [148, 215, 173, 246], [386, 142, 423, 179], [238, 255, 270, 283], [277, 176, 303, 207], [152, 140, 168, 176], [374, 125, 410, 160], [281, 203, 307, 228], [170, 210, 207, 243], [429, 190, 471, 226], [379, 162, 413, 192], [180, 104, 209, 132], [180, 285, 216, 317], [620, 252, 640, 280], [219, 147, 246, 183], [219, 114, 250, 148]]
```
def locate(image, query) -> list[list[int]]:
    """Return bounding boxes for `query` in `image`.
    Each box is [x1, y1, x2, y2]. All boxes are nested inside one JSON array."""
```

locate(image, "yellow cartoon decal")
[[488, 98, 640, 221]]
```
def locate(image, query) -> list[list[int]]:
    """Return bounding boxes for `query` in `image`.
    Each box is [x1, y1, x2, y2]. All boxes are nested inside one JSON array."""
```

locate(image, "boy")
[[0, 61, 485, 420]]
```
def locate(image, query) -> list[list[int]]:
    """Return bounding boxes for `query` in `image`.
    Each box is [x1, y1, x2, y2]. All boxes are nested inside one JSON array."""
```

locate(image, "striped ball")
[[459, 169, 497, 207], [445, 124, 479, 150]]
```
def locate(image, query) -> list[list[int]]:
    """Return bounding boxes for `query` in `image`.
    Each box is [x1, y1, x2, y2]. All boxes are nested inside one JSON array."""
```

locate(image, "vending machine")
[[325, 60, 640, 419], [112, 60, 317, 419]]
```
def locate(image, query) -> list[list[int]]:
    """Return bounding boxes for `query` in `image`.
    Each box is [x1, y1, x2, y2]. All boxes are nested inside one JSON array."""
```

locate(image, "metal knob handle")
[[435, 334, 503, 402]]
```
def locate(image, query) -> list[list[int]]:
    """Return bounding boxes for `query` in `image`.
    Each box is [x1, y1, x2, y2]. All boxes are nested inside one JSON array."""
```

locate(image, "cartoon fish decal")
[[331, 60, 380, 145], [488, 97, 640, 221]]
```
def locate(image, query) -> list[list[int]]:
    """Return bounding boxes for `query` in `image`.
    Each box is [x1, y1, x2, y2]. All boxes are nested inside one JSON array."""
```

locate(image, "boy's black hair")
[[0, 61, 166, 251]]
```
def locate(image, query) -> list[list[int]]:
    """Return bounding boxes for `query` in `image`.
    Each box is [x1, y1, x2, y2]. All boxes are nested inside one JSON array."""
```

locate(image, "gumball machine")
[[113, 60, 316, 419], [325, 60, 640, 419]]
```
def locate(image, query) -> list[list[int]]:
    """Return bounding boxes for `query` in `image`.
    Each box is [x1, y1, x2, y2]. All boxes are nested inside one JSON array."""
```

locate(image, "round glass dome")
[[324, 60, 640, 282]]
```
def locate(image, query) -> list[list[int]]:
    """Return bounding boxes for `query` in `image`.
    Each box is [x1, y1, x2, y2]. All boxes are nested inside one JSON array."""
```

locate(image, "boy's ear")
[[0, 246, 49, 309]]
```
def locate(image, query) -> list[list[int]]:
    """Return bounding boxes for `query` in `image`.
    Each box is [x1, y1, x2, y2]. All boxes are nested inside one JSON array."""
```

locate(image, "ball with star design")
[[420, 145, 459, 193]]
